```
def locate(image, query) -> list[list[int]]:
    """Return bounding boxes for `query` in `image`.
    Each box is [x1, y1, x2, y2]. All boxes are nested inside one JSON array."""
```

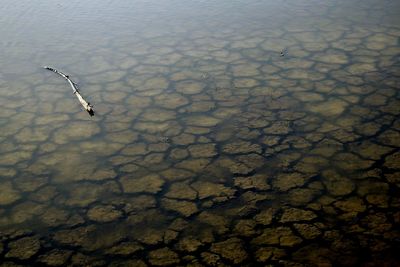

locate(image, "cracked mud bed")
[[0, 0, 400, 266]]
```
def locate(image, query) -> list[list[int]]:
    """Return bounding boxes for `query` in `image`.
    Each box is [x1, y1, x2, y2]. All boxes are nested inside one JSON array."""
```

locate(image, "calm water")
[[1, 0, 400, 266]]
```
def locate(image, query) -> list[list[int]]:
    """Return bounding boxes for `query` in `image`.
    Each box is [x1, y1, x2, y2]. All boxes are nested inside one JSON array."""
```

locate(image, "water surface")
[[1, 0, 400, 265]]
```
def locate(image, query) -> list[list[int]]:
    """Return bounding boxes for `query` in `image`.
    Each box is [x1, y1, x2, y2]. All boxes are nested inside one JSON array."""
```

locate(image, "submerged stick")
[[44, 66, 94, 116]]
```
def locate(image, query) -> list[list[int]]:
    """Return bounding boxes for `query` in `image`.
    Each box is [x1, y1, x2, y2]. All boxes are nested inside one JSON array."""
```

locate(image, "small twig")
[[44, 66, 94, 116]]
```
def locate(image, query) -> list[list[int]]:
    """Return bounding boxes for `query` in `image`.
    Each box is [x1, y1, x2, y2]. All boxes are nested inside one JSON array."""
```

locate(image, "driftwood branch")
[[44, 66, 95, 116]]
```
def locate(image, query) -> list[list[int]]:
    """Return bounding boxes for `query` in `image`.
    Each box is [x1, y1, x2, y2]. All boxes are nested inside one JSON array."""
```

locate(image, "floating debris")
[[44, 66, 95, 116], [201, 73, 210, 79], [161, 136, 171, 143], [0, 1, 398, 266]]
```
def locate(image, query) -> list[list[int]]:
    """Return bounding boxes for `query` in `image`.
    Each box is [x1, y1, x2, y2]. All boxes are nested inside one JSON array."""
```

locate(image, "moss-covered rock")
[[5, 236, 41, 260], [37, 249, 73, 266], [210, 238, 248, 264], [191, 181, 235, 200], [0, 182, 21, 206], [120, 174, 164, 194], [222, 140, 262, 154], [148, 247, 180, 266], [280, 207, 317, 223], [87, 205, 123, 223], [252, 227, 302, 247], [161, 198, 198, 217]]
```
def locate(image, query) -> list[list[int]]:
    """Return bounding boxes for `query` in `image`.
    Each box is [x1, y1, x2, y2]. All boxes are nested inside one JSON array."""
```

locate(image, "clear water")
[[1, 0, 400, 265]]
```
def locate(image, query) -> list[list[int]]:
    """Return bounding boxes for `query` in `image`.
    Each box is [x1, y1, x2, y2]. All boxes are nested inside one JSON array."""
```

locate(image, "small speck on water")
[[161, 136, 171, 143]]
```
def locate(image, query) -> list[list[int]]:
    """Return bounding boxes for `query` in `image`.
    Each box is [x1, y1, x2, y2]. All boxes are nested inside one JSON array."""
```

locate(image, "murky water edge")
[[1, 0, 400, 266]]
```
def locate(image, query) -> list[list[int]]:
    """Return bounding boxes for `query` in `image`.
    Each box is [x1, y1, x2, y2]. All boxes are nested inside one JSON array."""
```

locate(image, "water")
[[1, 0, 400, 265]]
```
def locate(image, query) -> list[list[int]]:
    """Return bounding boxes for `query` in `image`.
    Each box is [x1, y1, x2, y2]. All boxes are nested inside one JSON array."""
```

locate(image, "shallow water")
[[1, 0, 400, 265]]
